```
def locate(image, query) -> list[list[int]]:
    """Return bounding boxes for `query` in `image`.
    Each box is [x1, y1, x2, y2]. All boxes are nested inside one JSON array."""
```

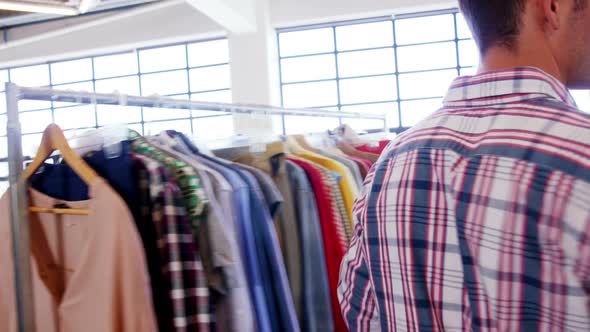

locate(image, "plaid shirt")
[[129, 130, 208, 235], [338, 67, 590, 331], [135, 155, 211, 332]]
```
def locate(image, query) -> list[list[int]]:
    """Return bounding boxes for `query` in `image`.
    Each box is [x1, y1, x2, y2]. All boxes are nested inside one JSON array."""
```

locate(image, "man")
[[338, 0, 590, 331]]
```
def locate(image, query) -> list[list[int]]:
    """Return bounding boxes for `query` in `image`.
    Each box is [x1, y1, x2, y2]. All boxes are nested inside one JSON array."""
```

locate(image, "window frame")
[[277, 9, 475, 135], [0, 37, 232, 184]]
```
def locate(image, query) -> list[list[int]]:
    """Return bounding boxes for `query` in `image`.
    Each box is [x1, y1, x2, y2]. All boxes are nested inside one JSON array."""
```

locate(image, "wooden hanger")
[[22, 124, 99, 215]]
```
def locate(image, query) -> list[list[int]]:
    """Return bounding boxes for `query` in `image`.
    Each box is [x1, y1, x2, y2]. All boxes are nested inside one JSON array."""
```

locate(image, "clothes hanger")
[[21, 124, 99, 215], [70, 125, 126, 159], [285, 135, 307, 154], [292, 134, 321, 153]]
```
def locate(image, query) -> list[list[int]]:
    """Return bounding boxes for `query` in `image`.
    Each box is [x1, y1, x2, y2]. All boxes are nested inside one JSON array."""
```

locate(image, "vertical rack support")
[[6, 82, 36, 332]]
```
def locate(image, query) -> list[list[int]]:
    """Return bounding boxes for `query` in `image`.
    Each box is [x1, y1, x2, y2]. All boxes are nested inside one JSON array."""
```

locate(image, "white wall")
[[0, 0, 225, 68]]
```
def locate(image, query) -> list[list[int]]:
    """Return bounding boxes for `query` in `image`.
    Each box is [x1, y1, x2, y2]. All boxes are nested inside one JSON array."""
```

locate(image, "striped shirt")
[[322, 168, 353, 243], [338, 67, 590, 332]]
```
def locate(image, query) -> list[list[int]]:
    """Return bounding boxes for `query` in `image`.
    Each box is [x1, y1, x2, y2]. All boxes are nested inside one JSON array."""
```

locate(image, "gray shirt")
[[286, 160, 335, 332], [147, 136, 256, 332]]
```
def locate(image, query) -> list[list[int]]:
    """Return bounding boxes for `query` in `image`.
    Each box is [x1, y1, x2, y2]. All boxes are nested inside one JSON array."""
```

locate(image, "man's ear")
[[539, 0, 562, 30]]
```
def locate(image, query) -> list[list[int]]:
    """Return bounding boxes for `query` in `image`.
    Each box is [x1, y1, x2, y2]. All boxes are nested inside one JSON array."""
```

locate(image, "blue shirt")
[[230, 166, 300, 332], [169, 132, 273, 332]]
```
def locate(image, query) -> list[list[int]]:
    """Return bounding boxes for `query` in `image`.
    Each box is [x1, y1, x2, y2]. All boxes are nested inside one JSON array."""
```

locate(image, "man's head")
[[459, 0, 590, 88]]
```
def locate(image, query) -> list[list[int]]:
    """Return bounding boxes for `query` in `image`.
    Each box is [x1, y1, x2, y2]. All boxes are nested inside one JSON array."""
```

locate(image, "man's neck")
[[478, 42, 565, 83]]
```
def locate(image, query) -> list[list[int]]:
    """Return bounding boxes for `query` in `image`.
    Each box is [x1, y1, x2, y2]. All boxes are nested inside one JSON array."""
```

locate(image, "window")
[[337, 48, 395, 78], [281, 54, 336, 83], [335, 21, 393, 51], [93, 52, 138, 79], [51, 58, 93, 85], [139, 44, 187, 73], [0, 38, 231, 193], [279, 28, 334, 57], [278, 12, 477, 134], [572, 90, 590, 113], [395, 14, 455, 45], [10, 64, 50, 87]]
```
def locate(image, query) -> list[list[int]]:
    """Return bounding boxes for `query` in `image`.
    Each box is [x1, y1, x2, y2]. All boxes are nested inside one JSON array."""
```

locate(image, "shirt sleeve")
[[574, 214, 590, 296], [338, 221, 381, 332], [338, 150, 389, 332]]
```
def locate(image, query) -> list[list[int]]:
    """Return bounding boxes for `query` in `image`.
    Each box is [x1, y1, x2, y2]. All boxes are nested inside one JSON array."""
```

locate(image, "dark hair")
[[459, 0, 526, 53], [459, 0, 588, 54]]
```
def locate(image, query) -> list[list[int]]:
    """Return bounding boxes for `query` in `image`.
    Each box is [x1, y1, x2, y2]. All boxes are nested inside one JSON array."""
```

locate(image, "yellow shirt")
[[296, 151, 359, 230]]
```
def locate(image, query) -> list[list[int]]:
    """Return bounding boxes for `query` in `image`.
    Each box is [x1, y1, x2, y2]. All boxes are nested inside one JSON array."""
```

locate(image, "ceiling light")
[[0, 0, 79, 16], [78, 0, 99, 14]]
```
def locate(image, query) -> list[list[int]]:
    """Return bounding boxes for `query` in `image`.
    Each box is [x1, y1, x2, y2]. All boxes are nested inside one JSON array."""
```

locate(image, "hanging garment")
[[228, 165, 300, 332], [147, 136, 256, 332], [294, 151, 358, 231], [129, 130, 208, 235], [354, 139, 391, 155], [320, 167, 352, 242], [234, 163, 284, 219], [316, 150, 363, 190], [287, 157, 348, 332], [345, 155, 373, 179], [336, 140, 380, 163], [28, 144, 173, 331], [192, 167, 256, 332], [175, 143, 273, 332], [286, 160, 334, 332], [134, 155, 211, 332], [214, 142, 303, 321], [0, 179, 157, 332]]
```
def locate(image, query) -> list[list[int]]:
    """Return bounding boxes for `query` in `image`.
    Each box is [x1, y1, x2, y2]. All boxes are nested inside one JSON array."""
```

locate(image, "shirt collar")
[[443, 67, 577, 108]]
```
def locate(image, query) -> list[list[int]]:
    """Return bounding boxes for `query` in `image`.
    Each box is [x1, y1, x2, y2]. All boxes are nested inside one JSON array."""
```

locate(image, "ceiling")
[[0, 0, 160, 26], [0, 1, 72, 17]]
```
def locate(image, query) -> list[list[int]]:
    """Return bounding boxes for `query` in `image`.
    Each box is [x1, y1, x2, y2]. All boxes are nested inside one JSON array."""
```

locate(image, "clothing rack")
[[4, 82, 388, 332]]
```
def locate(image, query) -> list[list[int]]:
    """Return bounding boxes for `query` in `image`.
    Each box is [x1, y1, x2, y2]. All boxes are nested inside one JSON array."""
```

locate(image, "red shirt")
[[287, 157, 348, 332], [355, 140, 390, 155]]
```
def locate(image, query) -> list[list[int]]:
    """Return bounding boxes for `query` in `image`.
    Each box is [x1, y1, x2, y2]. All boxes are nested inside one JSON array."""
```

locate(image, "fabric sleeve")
[[338, 151, 386, 332], [574, 213, 590, 299], [559, 179, 590, 311], [338, 222, 381, 332], [89, 182, 158, 332]]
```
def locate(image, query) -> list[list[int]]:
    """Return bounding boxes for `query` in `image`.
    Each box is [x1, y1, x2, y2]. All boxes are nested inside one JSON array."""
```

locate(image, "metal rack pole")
[[6, 83, 36, 332], [16, 85, 388, 122]]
